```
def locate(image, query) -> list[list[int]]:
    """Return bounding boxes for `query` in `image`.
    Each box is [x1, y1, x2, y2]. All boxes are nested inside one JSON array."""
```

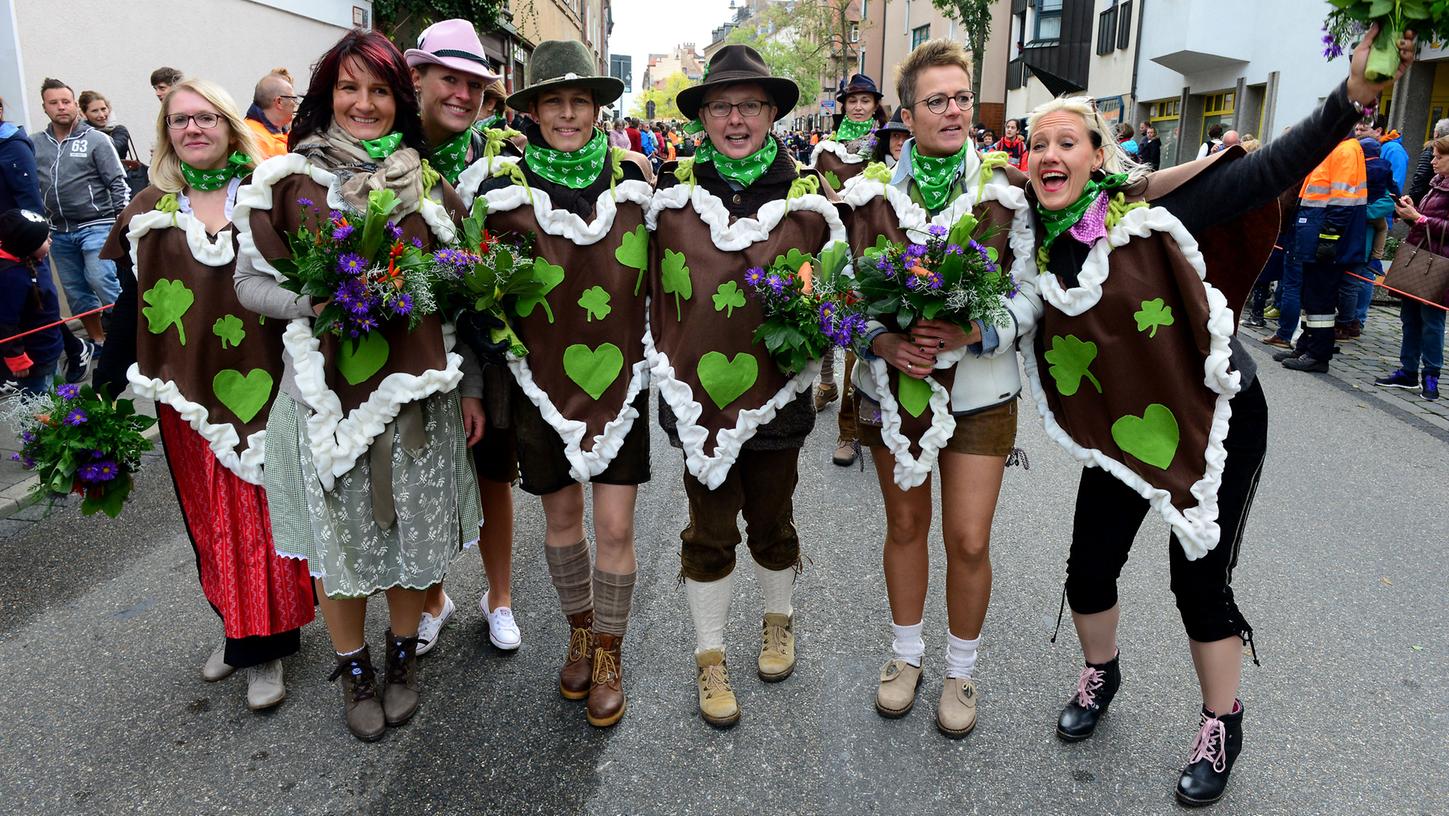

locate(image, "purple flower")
[[297, 197, 314, 208], [411, 237, 424, 249], [332, 223, 356, 242], [386, 222, 403, 240], [745, 267, 765, 287], [328, 209, 343, 222], [8, 452, 18, 462], [20, 431, 35, 444], [337, 252, 367, 275], [928, 225, 947, 237], [64, 409, 87, 426], [78, 460, 119, 483], [393, 293, 414, 316], [57, 383, 80, 400], [90, 449, 105, 459], [904, 243, 927, 260], [905, 276, 920, 291], [927, 273, 943, 290], [945, 244, 964, 256], [766, 274, 786, 296]]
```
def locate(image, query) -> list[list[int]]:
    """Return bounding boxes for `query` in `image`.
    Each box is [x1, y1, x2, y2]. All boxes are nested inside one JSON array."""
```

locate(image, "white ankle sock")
[[336, 645, 365, 659], [686, 573, 734, 654], [752, 561, 794, 617], [944, 632, 979, 679], [891, 620, 925, 667]]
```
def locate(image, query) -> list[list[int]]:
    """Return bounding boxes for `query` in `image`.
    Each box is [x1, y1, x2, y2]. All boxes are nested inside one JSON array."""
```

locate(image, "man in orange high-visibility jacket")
[[1282, 134, 1367, 372]]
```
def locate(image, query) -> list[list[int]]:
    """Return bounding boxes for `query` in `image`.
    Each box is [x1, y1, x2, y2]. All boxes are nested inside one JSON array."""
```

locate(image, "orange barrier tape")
[[0, 303, 113, 346], [1346, 271, 1449, 312]]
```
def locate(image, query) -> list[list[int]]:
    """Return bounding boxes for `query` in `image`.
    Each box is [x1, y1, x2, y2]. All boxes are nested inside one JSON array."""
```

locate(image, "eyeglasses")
[[701, 99, 770, 119], [913, 92, 974, 115], [165, 112, 222, 130], [279, 95, 302, 106]]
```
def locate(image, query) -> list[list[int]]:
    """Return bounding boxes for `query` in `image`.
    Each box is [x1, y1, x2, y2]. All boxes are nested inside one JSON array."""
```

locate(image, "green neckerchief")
[[834, 117, 874, 144], [361, 132, 403, 161], [431, 130, 472, 184], [180, 151, 252, 192], [695, 137, 778, 188], [525, 128, 608, 190], [909, 142, 969, 212], [1035, 172, 1128, 260]]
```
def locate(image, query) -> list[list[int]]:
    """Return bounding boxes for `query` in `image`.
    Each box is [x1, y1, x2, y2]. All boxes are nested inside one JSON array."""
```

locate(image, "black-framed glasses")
[[702, 99, 770, 119], [913, 92, 974, 115], [165, 112, 222, 130]]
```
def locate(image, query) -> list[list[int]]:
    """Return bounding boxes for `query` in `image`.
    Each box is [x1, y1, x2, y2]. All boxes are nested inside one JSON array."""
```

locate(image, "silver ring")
[[906, 363, 913, 371]]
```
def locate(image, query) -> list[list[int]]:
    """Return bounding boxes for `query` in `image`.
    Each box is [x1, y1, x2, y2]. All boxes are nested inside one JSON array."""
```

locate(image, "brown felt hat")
[[676, 45, 798, 121], [506, 40, 623, 111]]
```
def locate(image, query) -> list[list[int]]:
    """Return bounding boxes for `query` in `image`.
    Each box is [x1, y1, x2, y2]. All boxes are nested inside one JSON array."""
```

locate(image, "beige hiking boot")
[[875, 658, 923, 718], [757, 613, 795, 682], [937, 676, 978, 738], [695, 649, 740, 728], [814, 382, 839, 412]]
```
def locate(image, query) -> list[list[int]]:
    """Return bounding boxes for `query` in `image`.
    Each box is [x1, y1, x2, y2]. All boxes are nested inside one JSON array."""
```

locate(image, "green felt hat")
[[506, 40, 623, 111]]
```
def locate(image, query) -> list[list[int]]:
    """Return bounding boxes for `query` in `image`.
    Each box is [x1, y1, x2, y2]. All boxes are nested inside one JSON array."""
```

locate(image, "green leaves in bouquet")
[[359, 189, 402, 259], [752, 320, 820, 376], [462, 197, 490, 253], [771, 248, 814, 278], [817, 241, 851, 287]]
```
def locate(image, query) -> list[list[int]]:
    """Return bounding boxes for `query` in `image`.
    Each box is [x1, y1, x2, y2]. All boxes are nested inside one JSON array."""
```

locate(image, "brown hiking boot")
[[757, 613, 795, 682], [831, 437, 859, 467], [586, 632, 627, 727], [695, 648, 740, 728], [814, 382, 839, 412], [329, 646, 385, 742], [560, 610, 594, 700], [382, 629, 420, 726]]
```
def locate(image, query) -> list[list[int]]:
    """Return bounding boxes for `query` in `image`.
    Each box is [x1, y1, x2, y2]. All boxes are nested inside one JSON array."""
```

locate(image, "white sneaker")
[[415, 592, 455, 657], [245, 659, 286, 710], [482, 591, 521, 651], [202, 644, 235, 682]]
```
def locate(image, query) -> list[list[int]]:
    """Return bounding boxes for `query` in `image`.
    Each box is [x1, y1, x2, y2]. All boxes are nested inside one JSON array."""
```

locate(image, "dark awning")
[[1022, 58, 1086, 98]]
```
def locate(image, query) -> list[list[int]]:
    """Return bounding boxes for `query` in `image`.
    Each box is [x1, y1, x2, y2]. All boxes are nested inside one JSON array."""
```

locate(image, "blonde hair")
[[1241, 136, 1262, 153], [151, 79, 263, 195], [1026, 95, 1150, 185], [895, 39, 972, 110], [1431, 135, 1449, 155]]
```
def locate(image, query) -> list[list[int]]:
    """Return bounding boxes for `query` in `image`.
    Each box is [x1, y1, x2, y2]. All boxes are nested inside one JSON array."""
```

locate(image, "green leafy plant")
[[743, 241, 864, 375], [1323, 0, 1449, 80], [429, 198, 544, 357], [853, 211, 1013, 331]]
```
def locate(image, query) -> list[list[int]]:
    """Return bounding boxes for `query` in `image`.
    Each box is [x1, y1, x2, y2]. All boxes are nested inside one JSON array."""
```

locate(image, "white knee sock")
[[753, 561, 795, 617], [945, 632, 979, 679], [891, 620, 925, 667], [686, 573, 734, 655]]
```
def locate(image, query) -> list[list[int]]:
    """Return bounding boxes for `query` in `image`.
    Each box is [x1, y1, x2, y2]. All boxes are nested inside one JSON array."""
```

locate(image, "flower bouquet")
[[743, 241, 865, 375], [1323, 0, 1447, 79], [6, 384, 156, 517], [431, 198, 545, 357], [852, 212, 1014, 332], [272, 189, 441, 339]]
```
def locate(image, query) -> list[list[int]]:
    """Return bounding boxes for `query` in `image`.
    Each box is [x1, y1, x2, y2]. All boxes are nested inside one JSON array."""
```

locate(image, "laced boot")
[[1056, 653, 1120, 742], [695, 648, 740, 728], [586, 632, 626, 727], [1175, 701, 1245, 807], [757, 613, 795, 682], [560, 610, 595, 700], [329, 646, 384, 742], [382, 629, 421, 726]]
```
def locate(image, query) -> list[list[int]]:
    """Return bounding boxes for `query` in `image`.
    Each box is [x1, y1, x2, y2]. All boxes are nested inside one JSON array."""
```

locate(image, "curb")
[[0, 422, 162, 520]]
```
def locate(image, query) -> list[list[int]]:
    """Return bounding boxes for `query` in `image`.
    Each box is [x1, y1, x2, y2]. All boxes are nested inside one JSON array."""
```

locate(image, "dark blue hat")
[[837, 73, 882, 101]]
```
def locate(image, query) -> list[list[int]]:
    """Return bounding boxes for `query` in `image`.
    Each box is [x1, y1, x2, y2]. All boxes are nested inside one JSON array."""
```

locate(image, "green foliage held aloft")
[[372, 0, 508, 46]]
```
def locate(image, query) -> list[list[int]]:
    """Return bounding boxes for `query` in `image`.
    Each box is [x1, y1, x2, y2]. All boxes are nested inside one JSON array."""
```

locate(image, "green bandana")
[[361, 132, 403, 161], [1035, 172, 1128, 261], [525, 128, 608, 190], [431, 130, 472, 184], [180, 151, 253, 192], [909, 142, 969, 212], [695, 137, 778, 188], [834, 117, 874, 144]]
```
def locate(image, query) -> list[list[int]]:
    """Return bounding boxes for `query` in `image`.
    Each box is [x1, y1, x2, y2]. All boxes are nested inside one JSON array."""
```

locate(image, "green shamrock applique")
[[578, 286, 612, 322], [614, 224, 649, 295], [142, 278, 195, 345], [661, 249, 693, 321], [516, 258, 565, 323], [823, 170, 842, 190], [213, 314, 246, 350], [1134, 298, 1175, 338], [712, 281, 745, 318], [1044, 334, 1103, 397]]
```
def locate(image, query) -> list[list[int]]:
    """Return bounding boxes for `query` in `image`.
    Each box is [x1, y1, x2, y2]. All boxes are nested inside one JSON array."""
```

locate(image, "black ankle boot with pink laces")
[[1056, 652, 1120, 742], [1176, 700, 1244, 807]]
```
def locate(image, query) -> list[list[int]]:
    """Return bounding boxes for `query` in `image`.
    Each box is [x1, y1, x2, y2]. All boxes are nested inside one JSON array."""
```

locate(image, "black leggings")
[[1064, 380, 1267, 644]]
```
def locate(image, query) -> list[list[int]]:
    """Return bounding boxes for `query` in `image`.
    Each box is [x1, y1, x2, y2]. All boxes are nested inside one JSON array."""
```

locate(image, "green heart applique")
[[897, 372, 933, 418], [336, 332, 391, 386], [563, 342, 624, 400], [1110, 403, 1180, 470], [697, 351, 758, 410], [212, 368, 274, 424], [615, 224, 649, 295]]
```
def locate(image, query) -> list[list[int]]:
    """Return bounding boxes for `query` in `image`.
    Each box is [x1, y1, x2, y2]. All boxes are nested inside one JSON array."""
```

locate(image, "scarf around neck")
[[295, 123, 425, 212], [525, 128, 608, 190], [909, 142, 969, 212], [1035, 172, 1128, 260], [834, 116, 874, 144], [695, 137, 778, 188], [430, 129, 472, 184], [181, 151, 253, 191]]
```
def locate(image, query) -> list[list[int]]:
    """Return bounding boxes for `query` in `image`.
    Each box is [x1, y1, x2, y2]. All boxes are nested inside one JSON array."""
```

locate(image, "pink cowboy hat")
[[404, 19, 501, 81]]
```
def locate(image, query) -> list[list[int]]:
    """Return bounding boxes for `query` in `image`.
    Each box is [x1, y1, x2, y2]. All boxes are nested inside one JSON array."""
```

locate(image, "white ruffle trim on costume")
[[1020, 205, 1239, 559], [126, 363, 268, 485], [478, 177, 654, 245], [284, 319, 464, 491], [644, 183, 848, 250], [864, 356, 956, 490], [508, 350, 649, 483], [809, 139, 867, 167], [455, 155, 500, 209], [126, 209, 235, 267]]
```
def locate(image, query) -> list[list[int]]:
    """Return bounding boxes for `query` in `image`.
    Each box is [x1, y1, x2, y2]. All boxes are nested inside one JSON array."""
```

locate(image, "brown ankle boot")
[[587, 631, 626, 727], [382, 629, 420, 727], [560, 610, 594, 700], [329, 646, 385, 742]]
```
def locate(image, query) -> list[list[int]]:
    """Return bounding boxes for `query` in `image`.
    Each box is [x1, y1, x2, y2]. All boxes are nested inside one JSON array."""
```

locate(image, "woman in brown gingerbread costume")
[[95, 79, 313, 714], [1019, 26, 1416, 807], [455, 40, 653, 729], [232, 30, 484, 742]]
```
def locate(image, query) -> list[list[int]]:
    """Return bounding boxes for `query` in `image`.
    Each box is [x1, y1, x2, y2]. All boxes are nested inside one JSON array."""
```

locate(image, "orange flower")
[[910, 265, 931, 278], [36, 413, 51, 427], [798, 261, 814, 295]]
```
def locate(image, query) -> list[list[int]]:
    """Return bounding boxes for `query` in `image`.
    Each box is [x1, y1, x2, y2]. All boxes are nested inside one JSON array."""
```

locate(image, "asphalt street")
[[0, 340, 1445, 816]]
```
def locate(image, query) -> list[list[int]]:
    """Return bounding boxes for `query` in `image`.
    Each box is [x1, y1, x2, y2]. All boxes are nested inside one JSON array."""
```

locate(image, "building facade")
[[868, 0, 1012, 133], [641, 44, 705, 92]]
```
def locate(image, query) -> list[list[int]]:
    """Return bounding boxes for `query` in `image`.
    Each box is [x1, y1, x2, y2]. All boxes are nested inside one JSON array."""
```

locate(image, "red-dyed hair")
[[290, 29, 425, 153]]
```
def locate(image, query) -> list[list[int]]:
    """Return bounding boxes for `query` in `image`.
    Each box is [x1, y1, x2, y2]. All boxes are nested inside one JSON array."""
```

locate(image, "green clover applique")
[[1044, 334, 1103, 397], [1134, 298, 1175, 338], [661, 249, 693, 321], [712, 281, 745, 318], [142, 278, 195, 344], [578, 286, 612, 322], [213, 314, 246, 350], [517, 258, 565, 323]]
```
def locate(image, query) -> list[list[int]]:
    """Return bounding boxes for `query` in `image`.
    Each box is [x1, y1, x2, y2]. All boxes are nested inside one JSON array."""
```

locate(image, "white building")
[[2, 0, 373, 160]]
